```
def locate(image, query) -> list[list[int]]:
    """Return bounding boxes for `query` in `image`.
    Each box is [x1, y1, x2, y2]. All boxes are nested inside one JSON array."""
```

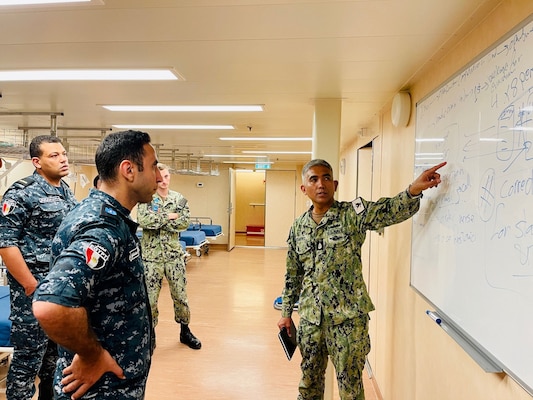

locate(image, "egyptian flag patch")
[[1, 200, 15, 216], [84, 242, 110, 270]]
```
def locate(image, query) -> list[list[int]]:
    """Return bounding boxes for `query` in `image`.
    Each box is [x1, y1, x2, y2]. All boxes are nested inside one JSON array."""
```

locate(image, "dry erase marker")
[[426, 310, 441, 324]]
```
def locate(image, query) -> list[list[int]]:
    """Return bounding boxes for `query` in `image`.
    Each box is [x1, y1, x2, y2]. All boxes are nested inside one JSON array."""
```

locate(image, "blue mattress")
[[179, 240, 187, 252], [180, 230, 206, 246], [0, 286, 11, 346], [188, 223, 222, 237], [201, 225, 222, 236]]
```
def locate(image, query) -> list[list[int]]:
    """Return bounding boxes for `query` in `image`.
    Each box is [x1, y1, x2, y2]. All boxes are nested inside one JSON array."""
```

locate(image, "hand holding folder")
[[278, 319, 297, 360]]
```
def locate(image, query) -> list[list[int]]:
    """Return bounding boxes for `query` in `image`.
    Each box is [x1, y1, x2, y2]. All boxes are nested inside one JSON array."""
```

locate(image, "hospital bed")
[[0, 285, 12, 392], [0, 286, 11, 347], [136, 229, 192, 262], [181, 217, 223, 257], [180, 230, 209, 257], [187, 217, 223, 240]]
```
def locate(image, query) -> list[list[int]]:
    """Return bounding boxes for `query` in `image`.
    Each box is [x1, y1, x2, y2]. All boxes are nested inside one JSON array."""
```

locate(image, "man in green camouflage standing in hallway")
[[137, 163, 201, 350], [277, 159, 446, 400]]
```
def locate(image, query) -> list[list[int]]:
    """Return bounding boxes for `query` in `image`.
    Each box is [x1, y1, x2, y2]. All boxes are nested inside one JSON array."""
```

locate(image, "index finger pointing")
[[427, 161, 447, 173]]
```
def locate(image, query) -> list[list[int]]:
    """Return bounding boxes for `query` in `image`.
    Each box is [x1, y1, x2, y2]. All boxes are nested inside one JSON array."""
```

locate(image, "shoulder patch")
[[1, 199, 16, 216], [352, 197, 365, 215], [100, 204, 119, 219], [84, 242, 110, 270], [12, 176, 35, 190], [178, 197, 188, 208]]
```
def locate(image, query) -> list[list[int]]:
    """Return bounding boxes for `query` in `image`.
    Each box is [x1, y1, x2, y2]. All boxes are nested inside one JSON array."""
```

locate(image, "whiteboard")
[[411, 15, 533, 395]]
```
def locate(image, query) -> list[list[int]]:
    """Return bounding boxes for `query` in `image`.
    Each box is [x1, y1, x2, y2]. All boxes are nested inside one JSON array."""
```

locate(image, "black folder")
[[278, 319, 297, 360]]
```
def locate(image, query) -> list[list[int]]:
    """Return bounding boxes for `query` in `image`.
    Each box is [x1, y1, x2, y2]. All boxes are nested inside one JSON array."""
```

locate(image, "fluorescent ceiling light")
[[0, 69, 180, 81], [222, 161, 274, 165], [205, 154, 267, 158], [102, 105, 263, 112], [242, 151, 312, 155], [0, 0, 89, 4], [112, 124, 234, 130], [219, 137, 311, 141]]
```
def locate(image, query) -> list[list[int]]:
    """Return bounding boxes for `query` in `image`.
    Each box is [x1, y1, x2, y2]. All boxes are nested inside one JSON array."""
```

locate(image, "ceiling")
[[0, 0, 502, 170]]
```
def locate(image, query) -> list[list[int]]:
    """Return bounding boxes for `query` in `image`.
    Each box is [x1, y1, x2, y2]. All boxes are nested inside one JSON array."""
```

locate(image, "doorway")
[[233, 169, 297, 247], [235, 170, 265, 247]]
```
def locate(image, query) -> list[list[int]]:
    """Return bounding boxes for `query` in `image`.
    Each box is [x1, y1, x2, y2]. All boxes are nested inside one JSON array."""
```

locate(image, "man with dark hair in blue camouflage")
[[0, 135, 77, 400], [33, 130, 162, 399], [278, 159, 446, 400]]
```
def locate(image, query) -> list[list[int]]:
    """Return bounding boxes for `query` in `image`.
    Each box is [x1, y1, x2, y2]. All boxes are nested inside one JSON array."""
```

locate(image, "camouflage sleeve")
[[280, 227, 303, 318], [0, 187, 30, 247], [136, 202, 170, 230], [361, 189, 420, 231], [170, 196, 190, 233], [35, 224, 120, 307], [155, 196, 189, 234]]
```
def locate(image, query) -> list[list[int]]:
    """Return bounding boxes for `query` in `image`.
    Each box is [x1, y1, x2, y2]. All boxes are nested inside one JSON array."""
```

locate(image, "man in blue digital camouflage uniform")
[[33, 130, 162, 400], [277, 159, 447, 400], [0, 135, 77, 400], [137, 163, 201, 350]]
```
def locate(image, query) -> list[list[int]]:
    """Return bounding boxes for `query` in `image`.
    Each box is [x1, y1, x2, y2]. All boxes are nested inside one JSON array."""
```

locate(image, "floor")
[[1, 246, 381, 400], [235, 231, 264, 246], [145, 246, 381, 400]]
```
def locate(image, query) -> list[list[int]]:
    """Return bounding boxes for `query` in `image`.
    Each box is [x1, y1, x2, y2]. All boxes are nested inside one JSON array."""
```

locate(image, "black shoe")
[[180, 330, 202, 350]]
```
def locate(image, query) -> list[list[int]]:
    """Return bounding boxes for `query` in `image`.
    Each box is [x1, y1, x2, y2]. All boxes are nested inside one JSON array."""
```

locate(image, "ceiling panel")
[[0, 0, 502, 166]]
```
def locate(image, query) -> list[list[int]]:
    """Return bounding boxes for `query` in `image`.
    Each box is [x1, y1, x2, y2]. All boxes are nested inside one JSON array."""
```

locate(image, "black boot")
[[180, 323, 202, 350]]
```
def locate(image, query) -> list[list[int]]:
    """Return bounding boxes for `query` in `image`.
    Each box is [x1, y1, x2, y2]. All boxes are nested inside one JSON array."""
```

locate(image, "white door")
[[227, 168, 236, 251]]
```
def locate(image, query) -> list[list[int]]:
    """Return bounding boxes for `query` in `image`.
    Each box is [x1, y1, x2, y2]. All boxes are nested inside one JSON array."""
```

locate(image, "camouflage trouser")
[[297, 315, 370, 400], [54, 356, 149, 399], [6, 276, 57, 400], [144, 258, 190, 328]]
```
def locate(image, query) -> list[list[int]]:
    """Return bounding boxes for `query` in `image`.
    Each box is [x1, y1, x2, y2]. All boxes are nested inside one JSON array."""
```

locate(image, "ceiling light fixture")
[[112, 124, 234, 130], [242, 151, 312, 155], [0, 69, 180, 81], [204, 154, 267, 158], [219, 137, 311, 141], [221, 161, 274, 165], [0, 0, 89, 4], [102, 105, 263, 112]]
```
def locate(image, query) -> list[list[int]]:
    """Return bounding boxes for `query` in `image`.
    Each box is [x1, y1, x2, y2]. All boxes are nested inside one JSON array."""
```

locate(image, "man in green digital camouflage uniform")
[[278, 159, 446, 400], [137, 163, 201, 350]]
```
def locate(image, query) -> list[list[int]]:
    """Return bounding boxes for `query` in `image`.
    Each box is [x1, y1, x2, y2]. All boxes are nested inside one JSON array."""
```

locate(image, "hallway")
[[145, 246, 380, 400], [0, 247, 380, 399]]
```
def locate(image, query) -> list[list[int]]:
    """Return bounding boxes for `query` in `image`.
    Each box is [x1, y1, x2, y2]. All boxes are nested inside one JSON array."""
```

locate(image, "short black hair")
[[29, 135, 63, 158], [95, 130, 152, 182], [93, 175, 100, 188]]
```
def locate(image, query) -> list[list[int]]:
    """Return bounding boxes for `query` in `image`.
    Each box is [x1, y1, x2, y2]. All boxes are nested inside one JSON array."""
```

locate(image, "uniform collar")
[[32, 170, 68, 195], [89, 188, 131, 218], [306, 200, 339, 226]]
